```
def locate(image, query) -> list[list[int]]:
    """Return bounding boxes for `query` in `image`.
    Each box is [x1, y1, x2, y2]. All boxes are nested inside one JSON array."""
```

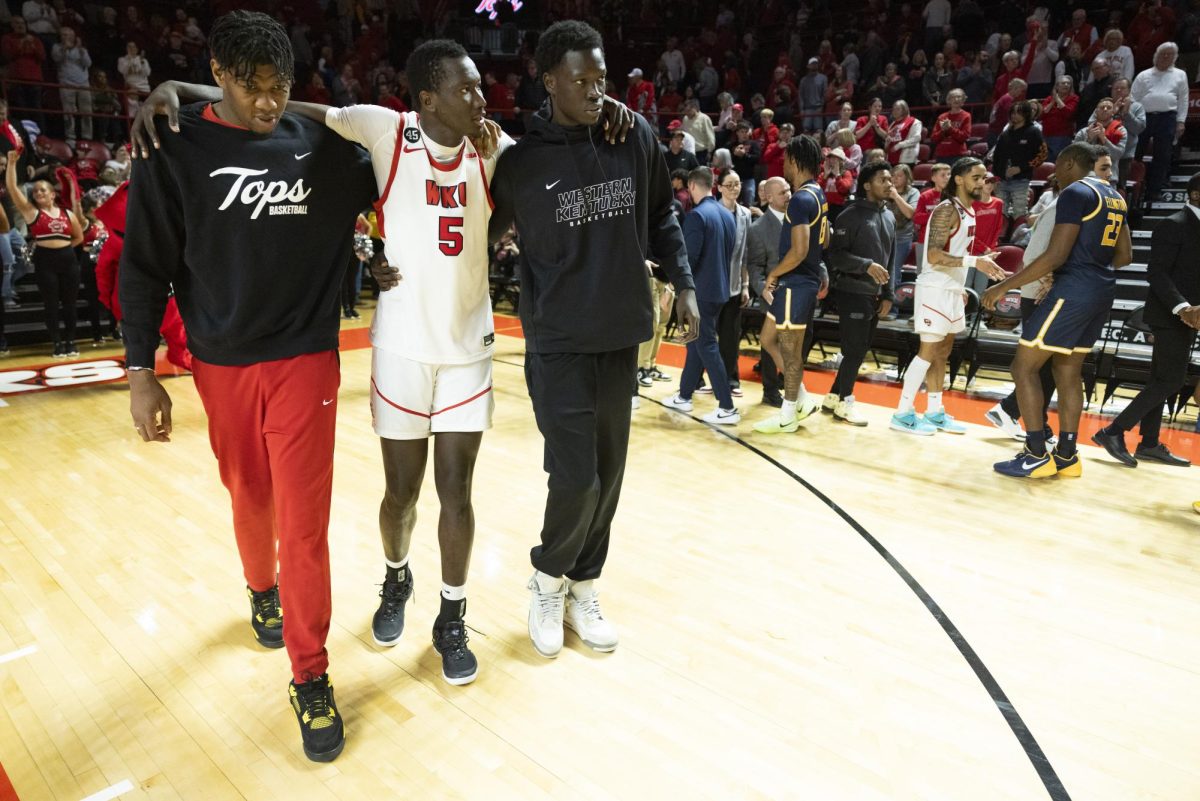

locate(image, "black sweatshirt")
[[120, 104, 375, 368], [827, 197, 896, 301], [488, 108, 693, 354], [992, 123, 1047, 182]]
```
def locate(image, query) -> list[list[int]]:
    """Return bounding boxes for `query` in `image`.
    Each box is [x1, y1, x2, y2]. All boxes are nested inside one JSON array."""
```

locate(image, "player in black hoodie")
[[488, 20, 698, 660]]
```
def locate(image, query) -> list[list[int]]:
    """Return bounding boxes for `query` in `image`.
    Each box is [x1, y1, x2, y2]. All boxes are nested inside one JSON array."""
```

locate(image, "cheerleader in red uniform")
[[93, 183, 192, 371]]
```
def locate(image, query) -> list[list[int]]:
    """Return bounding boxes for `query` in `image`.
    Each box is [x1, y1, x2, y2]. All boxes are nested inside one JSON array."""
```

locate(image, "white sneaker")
[[664, 393, 693, 412], [834, 395, 868, 426], [564, 580, 618, 652], [701, 407, 740, 425], [527, 572, 566, 658], [821, 393, 839, 414], [631, 395, 640, 410], [985, 403, 1026, 440]]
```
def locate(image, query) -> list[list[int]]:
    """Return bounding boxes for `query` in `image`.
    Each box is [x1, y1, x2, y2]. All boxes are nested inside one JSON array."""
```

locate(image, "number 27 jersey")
[[325, 105, 513, 364], [1053, 175, 1127, 295]]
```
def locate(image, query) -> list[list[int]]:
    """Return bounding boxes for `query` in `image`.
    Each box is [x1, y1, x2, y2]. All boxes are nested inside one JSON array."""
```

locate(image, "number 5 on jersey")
[[439, 217, 464, 256]]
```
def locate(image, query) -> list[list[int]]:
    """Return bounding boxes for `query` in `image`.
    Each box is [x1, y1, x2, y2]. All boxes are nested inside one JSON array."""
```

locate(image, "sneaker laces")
[[296, 674, 336, 730], [571, 592, 605, 624], [377, 572, 412, 621], [533, 586, 566, 622], [434, 620, 470, 656], [251, 586, 281, 626]]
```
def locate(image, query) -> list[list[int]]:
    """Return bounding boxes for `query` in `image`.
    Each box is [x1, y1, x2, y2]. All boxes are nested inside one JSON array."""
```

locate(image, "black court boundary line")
[[495, 356, 1069, 800], [645, 395, 1072, 801]]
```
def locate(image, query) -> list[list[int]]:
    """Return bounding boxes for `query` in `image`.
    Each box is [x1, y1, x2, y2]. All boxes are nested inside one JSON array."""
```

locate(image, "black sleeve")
[[641, 117, 693, 292], [1147, 217, 1187, 313], [488, 152, 516, 246], [992, 133, 1010, 177], [826, 209, 872, 276], [119, 133, 186, 369]]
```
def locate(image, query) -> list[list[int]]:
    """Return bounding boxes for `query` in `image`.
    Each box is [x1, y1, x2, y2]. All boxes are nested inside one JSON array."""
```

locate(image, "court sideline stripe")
[[495, 355, 1069, 800], [646, 394, 1072, 801]]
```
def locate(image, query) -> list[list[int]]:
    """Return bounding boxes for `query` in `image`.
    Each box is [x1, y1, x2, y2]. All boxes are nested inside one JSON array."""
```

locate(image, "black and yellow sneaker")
[[289, 673, 345, 762], [247, 584, 284, 649], [432, 597, 478, 686], [371, 565, 413, 647]]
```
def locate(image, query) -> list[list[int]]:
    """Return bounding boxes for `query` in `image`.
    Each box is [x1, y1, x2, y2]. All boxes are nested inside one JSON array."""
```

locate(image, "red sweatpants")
[[192, 350, 341, 683]]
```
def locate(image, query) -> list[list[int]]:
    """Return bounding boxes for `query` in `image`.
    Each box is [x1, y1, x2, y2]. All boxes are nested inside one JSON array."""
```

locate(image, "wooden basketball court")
[[1, 314, 1197, 801]]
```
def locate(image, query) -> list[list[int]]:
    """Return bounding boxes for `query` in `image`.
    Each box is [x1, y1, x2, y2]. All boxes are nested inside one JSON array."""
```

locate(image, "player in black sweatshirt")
[[487, 21, 697, 660], [120, 11, 375, 763]]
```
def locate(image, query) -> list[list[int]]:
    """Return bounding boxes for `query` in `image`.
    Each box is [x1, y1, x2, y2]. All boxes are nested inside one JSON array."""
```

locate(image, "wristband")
[[963, 255, 977, 269]]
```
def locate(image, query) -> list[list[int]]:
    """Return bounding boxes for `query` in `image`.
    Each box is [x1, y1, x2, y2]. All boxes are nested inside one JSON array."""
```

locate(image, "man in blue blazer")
[[666, 167, 740, 425]]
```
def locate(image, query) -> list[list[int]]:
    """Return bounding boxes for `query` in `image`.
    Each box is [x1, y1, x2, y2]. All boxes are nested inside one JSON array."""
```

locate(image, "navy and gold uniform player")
[[983, 143, 1132, 478], [755, 135, 830, 434]]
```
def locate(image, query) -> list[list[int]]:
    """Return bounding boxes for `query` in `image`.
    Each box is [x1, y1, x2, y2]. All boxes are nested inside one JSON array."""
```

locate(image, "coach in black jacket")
[[1093, 173, 1200, 467]]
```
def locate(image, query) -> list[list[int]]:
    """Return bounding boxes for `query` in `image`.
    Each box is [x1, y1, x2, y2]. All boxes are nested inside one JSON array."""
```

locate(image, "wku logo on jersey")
[[211, 167, 312, 220], [426, 180, 468, 209]]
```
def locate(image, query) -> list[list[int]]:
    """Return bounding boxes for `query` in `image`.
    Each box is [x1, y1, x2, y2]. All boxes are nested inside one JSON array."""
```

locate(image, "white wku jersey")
[[919, 197, 975, 290], [325, 106, 512, 364]]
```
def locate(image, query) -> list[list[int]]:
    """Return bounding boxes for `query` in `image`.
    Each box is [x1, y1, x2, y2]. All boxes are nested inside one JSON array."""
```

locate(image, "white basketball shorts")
[[913, 283, 966, 341], [370, 348, 494, 440]]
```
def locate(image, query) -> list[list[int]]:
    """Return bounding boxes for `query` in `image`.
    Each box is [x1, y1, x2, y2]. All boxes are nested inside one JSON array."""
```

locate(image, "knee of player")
[[381, 484, 420, 515], [548, 471, 602, 501]]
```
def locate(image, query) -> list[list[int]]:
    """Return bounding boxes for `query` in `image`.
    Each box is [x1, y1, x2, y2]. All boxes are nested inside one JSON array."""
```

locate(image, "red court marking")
[[0, 761, 19, 801]]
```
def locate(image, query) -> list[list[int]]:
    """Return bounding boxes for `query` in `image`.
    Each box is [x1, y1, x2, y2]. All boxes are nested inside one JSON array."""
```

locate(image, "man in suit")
[[666, 167, 740, 425], [1092, 172, 1200, 467], [746, 176, 791, 406]]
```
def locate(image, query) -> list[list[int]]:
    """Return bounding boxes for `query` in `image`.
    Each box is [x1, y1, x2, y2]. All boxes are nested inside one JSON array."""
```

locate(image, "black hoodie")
[[489, 107, 693, 354], [827, 197, 896, 301]]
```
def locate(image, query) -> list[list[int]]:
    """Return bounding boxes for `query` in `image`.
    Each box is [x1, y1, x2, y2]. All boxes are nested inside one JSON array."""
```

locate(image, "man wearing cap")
[[663, 125, 699, 172], [798, 57, 827, 134], [665, 118, 696, 155], [820, 147, 855, 222], [626, 67, 656, 122]]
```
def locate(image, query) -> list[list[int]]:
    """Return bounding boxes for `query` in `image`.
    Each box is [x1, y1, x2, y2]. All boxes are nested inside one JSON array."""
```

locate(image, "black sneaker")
[[762, 393, 783, 408], [348, 308, 361, 319], [64, 341, 79, 357], [247, 584, 284, 649], [288, 673, 345, 762], [432, 609, 478, 686], [649, 366, 671, 382], [52, 341, 64, 358], [372, 565, 413, 646], [636, 368, 653, 387], [0, 337, 9, 357]]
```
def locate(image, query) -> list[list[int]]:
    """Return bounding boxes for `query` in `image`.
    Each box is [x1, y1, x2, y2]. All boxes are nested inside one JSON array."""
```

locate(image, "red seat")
[[912, 162, 934, 185], [35, 136, 73, 163], [1032, 162, 1056, 183], [74, 140, 112, 164], [917, 143, 930, 161], [970, 122, 989, 140], [970, 141, 989, 157], [993, 244, 1025, 275]]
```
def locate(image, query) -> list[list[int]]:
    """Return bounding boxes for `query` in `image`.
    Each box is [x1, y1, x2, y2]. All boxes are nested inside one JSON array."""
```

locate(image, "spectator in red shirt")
[[376, 81, 407, 114], [2, 17, 46, 122], [912, 163, 950, 267], [762, 123, 793, 179], [658, 82, 683, 119], [931, 88, 972, 165], [854, 97, 889, 152], [988, 77, 1027, 147], [1040, 74, 1079, 158], [625, 67, 656, 120], [752, 108, 779, 146], [485, 71, 516, 121], [766, 65, 798, 110], [819, 147, 855, 222], [1057, 8, 1097, 55], [300, 71, 331, 104], [970, 174, 1005, 256]]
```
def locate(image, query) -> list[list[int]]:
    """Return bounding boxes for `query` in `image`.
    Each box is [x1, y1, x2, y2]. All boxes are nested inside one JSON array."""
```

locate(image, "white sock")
[[898, 356, 930, 414], [781, 399, 798, 424], [927, 391, 944, 413], [568, 578, 594, 598], [441, 583, 466, 601], [534, 570, 565, 593], [386, 556, 410, 570]]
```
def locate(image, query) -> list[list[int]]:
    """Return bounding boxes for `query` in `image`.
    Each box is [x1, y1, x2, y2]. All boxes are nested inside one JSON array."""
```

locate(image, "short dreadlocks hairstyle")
[[784, 134, 821, 178], [535, 20, 604, 78], [407, 39, 469, 99], [209, 10, 294, 86]]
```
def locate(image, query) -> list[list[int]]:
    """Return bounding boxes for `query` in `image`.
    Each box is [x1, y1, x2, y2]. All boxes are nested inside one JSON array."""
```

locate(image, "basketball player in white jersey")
[[891, 157, 1006, 435]]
